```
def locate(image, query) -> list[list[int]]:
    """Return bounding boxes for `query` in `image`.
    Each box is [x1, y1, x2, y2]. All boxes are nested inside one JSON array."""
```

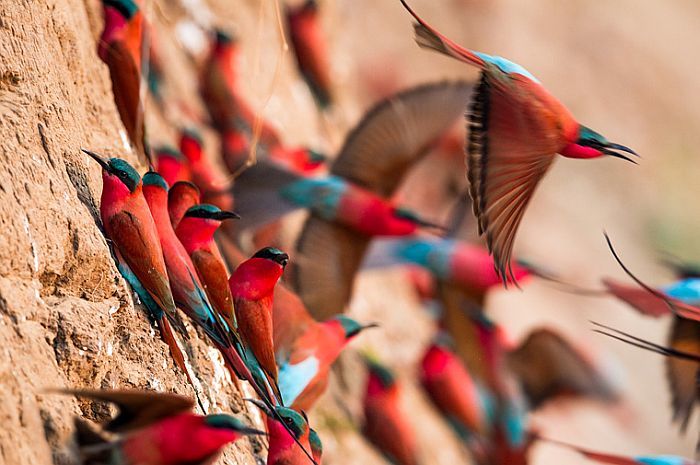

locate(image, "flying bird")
[[398, 0, 638, 282], [273, 284, 376, 409], [62, 389, 263, 465], [234, 81, 473, 319], [98, 0, 148, 158]]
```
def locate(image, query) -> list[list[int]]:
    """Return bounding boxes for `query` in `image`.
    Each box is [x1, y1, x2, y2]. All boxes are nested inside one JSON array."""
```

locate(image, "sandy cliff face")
[[0, 0, 698, 464]]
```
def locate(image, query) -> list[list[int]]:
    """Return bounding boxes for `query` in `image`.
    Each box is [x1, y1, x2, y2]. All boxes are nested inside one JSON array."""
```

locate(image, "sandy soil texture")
[[0, 0, 697, 464]]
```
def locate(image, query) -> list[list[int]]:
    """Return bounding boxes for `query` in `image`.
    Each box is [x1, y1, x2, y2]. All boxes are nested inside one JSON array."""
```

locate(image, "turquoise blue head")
[[142, 171, 169, 191], [184, 204, 240, 222], [564, 125, 638, 163], [102, 0, 138, 19], [274, 406, 308, 439], [84, 149, 141, 193]]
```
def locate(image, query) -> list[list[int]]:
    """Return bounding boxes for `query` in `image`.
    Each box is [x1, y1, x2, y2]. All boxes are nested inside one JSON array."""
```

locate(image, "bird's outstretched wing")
[[331, 80, 473, 197], [467, 72, 560, 283], [292, 217, 369, 320], [273, 284, 317, 362], [507, 328, 618, 409], [60, 389, 194, 433]]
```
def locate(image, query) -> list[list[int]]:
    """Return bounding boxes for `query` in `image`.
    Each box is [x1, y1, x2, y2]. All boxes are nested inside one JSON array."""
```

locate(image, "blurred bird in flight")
[[398, 0, 638, 282]]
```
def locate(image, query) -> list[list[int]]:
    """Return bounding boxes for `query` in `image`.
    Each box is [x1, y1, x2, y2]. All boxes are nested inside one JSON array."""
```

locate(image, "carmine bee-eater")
[[155, 146, 191, 188], [362, 357, 419, 465], [140, 172, 262, 393], [247, 399, 316, 465], [200, 30, 281, 147], [540, 436, 695, 465], [234, 81, 473, 319], [286, 0, 333, 109], [179, 128, 234, 212], [273, 284, 377, 410], [229, 247, 290, 402], [167, 181, 201, 229], [63, 389, 263, 465], [98, 0, 148, 157], [84, 150, 189, 377], [176, 204, 240, 332], [420, 333, 490, 440], [365, 238, 535, 307], [398, 0, 638, 282]]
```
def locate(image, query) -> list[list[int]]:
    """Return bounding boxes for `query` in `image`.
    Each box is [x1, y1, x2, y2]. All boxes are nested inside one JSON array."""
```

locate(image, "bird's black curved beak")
[[602, 142, 639, 164], [82, 148, 110, 171], [237, 426, 267, 436], [361, 322, 380, 332], [244, 398, 272, 417], [212, 210, 241, 221]]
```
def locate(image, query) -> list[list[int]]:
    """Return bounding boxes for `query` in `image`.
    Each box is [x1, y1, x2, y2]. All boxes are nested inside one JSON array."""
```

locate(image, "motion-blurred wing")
[[331, 81, 473, 197], [507, 329, 617, 409], [292, 217, 369, 320], [62, 389, 193, 433]]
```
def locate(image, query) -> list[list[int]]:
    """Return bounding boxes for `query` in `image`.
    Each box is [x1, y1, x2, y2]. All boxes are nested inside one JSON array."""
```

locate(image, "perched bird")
[[64, 389, 263, 465], [141, 172, 265, 399], [167, 181, 201, 229], [155, 146, 191, 188], [286, 0, 333, 108], [247, 400, 315, 465], [398, 0, 638, 281], [97, 0, 147, 157], [179, 128, 234, 211], [176, 204, 240, 332], [85, 150, 188, 377], [541, 436, 696, 465], [419, 333, 490, 441], [273, 284, 377, 409], [229, 247, 290, 402], [362, 357, 419, 465], [309, 428, 323, 464], [200, 30, 281, 147], [234, 81, 473, 319]]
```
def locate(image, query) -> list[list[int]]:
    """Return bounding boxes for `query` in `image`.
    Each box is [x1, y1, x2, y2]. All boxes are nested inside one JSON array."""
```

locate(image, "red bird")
[[200, 30, 281, 147], [84, 150, 188, 377], [420, 334, 489, 439], [176, 204, 239, 332], [362, 357, 419, 465], [64, 389, 263, 465], [229, 247, 290, 402], [179, 128, 234, 212], [247, 399, 315, 465], [273, 284, 376, 410], [399, 0, 637, 281], [167, 181, 201, 229], [98, 0, 147, 157], [286, 0, 333, 108], [155, 146, 191, 188]]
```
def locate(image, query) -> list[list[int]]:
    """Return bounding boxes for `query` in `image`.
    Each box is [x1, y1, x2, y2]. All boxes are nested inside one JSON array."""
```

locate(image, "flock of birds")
[[53, 0, 700, 464]]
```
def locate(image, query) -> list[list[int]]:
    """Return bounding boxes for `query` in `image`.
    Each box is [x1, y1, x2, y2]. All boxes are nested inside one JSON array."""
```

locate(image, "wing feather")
[[467, 72, 559, 281], [331, 81, 473, 197]]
